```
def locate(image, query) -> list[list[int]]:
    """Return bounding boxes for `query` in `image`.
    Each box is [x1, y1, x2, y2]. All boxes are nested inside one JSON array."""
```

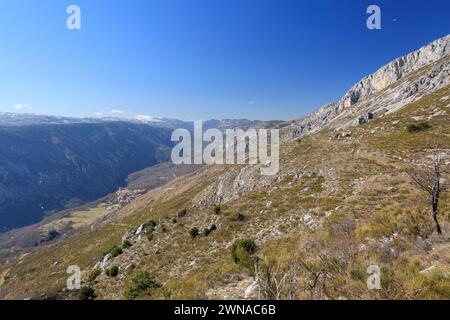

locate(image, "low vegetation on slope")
[[0, 86, 449, 300]]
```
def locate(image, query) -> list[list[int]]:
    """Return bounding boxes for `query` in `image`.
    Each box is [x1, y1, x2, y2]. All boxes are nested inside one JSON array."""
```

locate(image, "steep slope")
[[289, 34, 449, 138], [0, 122, 173, 230]]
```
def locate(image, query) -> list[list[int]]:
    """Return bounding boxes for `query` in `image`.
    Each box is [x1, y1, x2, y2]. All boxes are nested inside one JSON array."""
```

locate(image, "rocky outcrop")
[[356, 112, 374, 125], [194, 165, 276, 207], [289, 34, 450, 139], [342, 35, 449, 107]]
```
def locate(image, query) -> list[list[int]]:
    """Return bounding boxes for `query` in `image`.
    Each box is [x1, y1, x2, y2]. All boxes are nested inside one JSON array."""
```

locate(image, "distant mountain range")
[[0, 121, 174, 231], [0, 112, 277, 130], [0, 114, 279, 231]]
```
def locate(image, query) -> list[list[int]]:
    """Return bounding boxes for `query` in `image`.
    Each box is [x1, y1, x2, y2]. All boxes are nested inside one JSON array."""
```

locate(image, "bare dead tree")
[[254, 258, 301, 300], [408, 134, 449, 234], [297, 254, 329, 300]]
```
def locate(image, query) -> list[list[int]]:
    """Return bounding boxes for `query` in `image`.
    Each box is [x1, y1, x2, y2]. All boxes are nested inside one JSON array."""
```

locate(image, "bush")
[[213, 206, 221, 215], [146, 229, 154, 241], [106, 266, 119, 277], [147, 220, 157, 229], [40, 229, 60, 243], [124, 271, 161, 300], [87, 267, 101, 283], [232, 239, 257, 258], [204, 224, 217, 237], [122, 240, 132, 249], [108, 245, 123, 258], [177, 209, 188, 218], [79, 286, 96, 300], [406, 122, 431, 133], [231, 213, 246, 222], [231, 239, 257, 263], [190, 228, 199, 239]]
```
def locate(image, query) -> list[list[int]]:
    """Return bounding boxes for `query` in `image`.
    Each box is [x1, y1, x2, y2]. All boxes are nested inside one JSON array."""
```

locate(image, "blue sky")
[[0, 0, 449, 120]]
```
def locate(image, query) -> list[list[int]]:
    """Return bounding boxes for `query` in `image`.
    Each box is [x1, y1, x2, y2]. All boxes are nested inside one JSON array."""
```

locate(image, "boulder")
[[99, 254, 112, 270], [357, 112, 374, 124], [207, 223, 217, 232], [204, 223, 218, 236], [135, 224, 146, 235], [244, 278, 260, 299]]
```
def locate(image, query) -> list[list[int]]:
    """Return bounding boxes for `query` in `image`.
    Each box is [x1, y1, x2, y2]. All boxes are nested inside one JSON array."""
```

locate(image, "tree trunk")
[[432, 200, 442, 235]]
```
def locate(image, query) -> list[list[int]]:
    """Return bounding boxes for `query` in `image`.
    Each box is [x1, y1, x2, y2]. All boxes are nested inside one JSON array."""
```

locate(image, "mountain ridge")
[[289, 34, 450, 138]]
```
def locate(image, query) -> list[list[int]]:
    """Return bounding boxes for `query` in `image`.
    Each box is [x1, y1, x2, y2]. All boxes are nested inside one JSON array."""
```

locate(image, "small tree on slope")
[[408, 135, 449, 234]]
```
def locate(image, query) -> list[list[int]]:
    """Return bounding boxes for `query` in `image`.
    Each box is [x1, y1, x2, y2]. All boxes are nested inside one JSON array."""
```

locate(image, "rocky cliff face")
[[289, 34, 450, 138], [342, 34, 449, 107]]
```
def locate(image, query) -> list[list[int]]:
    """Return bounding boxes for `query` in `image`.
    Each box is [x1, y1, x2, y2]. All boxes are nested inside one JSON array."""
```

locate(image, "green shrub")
[[231, 239, 257, 270], [147, 220, 157, 229], [177, 209, 188, 218], [124, 271, 161, 300], [87, 268, 101, 283], [232, 239, 257, 258], [40, 229, 60, 243], [79, 286, 96, 300], [106, 266, 119, 277], [213, 206, 221, 215], [146, 229, 154, 241], [122, 240, 132, 249], [406, 122, 431, 133], [190, 228, 199, 239], [108, 245, 123, 257]]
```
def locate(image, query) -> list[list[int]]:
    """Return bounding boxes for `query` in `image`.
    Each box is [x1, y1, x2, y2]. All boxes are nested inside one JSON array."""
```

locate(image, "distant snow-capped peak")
[[133, 115, 164, 123]]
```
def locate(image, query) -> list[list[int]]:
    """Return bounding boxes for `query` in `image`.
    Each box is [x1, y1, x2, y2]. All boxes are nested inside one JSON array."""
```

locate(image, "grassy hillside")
[[0, 86, 449, 300]]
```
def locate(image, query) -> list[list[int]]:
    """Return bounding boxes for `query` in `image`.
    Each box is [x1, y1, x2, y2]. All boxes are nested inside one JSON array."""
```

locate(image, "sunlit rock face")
[[342, 34, 450, 107], [289, 34, 450, 138]]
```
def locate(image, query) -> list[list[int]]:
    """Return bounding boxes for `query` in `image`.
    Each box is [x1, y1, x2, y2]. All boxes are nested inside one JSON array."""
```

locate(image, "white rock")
[[99, 254, 112, 270], [135, 224, 145, 235], [420, 265, 437, 275], [244, 279, 260, 299]]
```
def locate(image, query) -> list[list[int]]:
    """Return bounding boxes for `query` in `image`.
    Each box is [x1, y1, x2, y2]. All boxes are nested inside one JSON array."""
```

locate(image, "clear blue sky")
[[0, 0, 449, 120]]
